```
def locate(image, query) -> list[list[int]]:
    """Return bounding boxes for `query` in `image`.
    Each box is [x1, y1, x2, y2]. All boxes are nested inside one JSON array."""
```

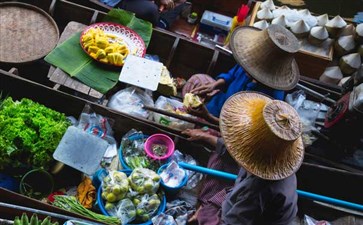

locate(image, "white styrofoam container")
[[200, 10, 233, 31]]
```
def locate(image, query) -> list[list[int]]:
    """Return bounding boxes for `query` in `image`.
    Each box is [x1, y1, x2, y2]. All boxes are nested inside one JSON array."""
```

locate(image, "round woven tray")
[[0, 2, 59, 64]]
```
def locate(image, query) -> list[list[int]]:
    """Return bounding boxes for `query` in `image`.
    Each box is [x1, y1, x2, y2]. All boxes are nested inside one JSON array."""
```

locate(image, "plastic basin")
[[157, 163, 188, 194], [97, 169, 166, 225], [119, 134, 149, 170], [144, 134, 174, 160]]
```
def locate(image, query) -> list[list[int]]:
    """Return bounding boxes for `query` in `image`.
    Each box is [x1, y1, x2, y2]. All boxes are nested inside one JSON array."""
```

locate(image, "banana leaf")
[[44, 9, 153, 94], [103, 9, 153, 47]]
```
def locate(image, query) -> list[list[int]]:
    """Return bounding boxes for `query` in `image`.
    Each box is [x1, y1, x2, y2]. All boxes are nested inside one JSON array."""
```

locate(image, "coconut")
[[339, 53, 361, 75], [340, 24, 355, 37], [253, 20, 270, 30], [325, 15, 347, 39], [260, 0, 275, 10], [271, 15, 286, 27], [319, 66, 343, 85], [356, 23, 363, 44], [334, 35, 356, 57], [359, 45, 363, 58], [316, 14, 329, 26], [290, 20, 310, 38], [308, 26, 328, 46], [257, 8, 273, 21]]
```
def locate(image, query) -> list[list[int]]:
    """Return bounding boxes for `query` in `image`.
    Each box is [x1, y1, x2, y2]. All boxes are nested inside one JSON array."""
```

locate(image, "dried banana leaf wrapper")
[[44, 32, 119, 94]]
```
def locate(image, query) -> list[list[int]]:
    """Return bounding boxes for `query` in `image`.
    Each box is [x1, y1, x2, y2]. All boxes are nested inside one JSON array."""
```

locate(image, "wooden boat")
[[1, 65, 363, 224], [0, 0, 363, 223]]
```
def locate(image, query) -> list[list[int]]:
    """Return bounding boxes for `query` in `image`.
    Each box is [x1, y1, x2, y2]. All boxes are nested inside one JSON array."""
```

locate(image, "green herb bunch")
[[0, 97, 71, 170]]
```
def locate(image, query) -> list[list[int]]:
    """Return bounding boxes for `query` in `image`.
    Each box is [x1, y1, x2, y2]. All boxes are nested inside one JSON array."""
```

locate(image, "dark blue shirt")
[[206, 65, 285, 117]]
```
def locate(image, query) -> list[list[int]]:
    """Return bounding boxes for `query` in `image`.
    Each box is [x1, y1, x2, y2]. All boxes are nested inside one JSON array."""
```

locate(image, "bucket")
[[144, 134, 174, 160], [19, 169, 54, 199], [119, 134, 149, 170], [97, 169, 166, 225], [157, 163, 188, 194]]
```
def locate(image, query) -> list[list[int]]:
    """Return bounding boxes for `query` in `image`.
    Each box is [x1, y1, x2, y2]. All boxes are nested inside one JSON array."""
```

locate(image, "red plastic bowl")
[[144, 134, 175, 160]]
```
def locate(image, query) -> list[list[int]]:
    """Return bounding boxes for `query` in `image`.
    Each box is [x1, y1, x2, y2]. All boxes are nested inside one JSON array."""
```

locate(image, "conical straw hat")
[[220, 92, 304, 180], [230, 24, 300, 91]]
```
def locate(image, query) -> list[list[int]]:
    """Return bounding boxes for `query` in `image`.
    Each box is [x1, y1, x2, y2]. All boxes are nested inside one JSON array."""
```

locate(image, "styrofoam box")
[[200, 10, 233, 32]]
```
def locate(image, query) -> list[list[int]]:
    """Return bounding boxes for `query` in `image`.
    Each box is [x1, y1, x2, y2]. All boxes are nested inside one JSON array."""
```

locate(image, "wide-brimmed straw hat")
[[219, 92, 304, 180], [230, 24, 300, 91]]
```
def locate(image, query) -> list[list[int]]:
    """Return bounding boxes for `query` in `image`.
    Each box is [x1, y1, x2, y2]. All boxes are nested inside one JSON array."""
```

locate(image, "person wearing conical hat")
[[182, 24, 300, 125], [183, 25, 303, 225], [185, 92, 304, 225]]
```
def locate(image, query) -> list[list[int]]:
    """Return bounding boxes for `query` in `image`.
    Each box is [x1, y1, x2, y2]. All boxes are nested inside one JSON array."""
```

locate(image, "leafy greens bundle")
[[0, 97, 71, 170]]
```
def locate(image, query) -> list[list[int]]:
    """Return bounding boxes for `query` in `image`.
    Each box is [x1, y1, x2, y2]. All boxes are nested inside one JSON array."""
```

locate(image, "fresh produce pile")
[[81, 27, 129, 66], [14, 213, 58, 225], [101, 169, 162, 223], [121, 134, 159, 170], [0, 97, 71, 170]]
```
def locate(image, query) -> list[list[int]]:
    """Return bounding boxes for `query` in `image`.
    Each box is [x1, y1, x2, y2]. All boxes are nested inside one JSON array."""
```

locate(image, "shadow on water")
[[276, 0, 363, 18]]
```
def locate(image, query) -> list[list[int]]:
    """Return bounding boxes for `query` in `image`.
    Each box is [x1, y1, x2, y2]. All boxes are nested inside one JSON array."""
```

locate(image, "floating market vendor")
[[182, 24, 301, 125], [184, 92, 304, 225]]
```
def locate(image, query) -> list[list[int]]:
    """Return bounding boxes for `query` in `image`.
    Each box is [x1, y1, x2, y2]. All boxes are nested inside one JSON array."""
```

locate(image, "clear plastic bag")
[[152, 200, 195, 225], [160, 161, 186, 188], [154, 96, 195, 131], [108, 198, 136, 224], [107, 87, 154, 119], [303, 215, 331, 225], [76, 104, 118, 167], [101, 171, 129, 204], [134, 193, 161, 222], [120, 129, 160, 170], [129, 168, 161, 194], [286, 91, 321, 146], [152, 213, 177, 225]]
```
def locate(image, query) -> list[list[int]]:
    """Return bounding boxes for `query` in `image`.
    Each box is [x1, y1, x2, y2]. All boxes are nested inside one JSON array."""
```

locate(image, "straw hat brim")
[[219, 92, 304, 180], [230, 26, 300, 91]]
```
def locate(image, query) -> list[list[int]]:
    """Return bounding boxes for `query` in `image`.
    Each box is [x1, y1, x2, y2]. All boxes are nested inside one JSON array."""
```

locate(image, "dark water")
[[275, 0, 363, 18]]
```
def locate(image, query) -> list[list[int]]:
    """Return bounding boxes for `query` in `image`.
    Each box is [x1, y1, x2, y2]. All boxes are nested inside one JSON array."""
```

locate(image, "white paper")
[[119, 55, 163, 91]]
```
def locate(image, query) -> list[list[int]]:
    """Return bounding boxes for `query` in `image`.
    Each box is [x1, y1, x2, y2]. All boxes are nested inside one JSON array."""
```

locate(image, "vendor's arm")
[[181, 129, 218, 147], [187, 104, 219, 125], [215, 64, 241, 88]]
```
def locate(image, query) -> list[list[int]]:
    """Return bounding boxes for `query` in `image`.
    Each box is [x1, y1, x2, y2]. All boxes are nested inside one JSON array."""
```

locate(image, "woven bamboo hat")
[[219, 92, 304, 180], [230, 24, 300, 91]]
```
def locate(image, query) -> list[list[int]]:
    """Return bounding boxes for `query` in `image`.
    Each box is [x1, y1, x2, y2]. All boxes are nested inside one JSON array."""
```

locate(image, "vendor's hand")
[[191, 83, 217, 97], [182, 129, 218, 147], [159, 0, 175, 11], [187, 104, 210, 120], [182, 129, 210, 142]]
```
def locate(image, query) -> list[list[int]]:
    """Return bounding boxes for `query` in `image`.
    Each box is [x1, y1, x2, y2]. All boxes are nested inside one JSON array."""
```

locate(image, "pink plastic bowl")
[[144, 134, 175, 160]]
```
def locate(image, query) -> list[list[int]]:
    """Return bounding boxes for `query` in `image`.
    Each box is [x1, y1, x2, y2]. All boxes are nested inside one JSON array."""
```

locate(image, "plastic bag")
[[286, 91, 321, 146], [134, 193, 161, 222], [154, 96, 195, 131], [107, 87, 154, 119], [108, 198, 136, 224], [101, 171, 129, 204], [170, 150, 203, 190], [120, 129, 160, 170], [160, 161, 186, 188], [77, 104, 118, 167], [152, 200, 195, 225], [303, 215, 331, 225], [129, 168, 161, 194]]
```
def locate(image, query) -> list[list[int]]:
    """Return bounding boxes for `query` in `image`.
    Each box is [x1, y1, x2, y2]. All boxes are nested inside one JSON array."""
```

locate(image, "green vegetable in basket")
[[0, 97, 71, 170]]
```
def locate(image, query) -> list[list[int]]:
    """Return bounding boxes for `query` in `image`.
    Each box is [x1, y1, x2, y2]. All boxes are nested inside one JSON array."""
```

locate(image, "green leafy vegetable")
[[0, 97, 71, 170]]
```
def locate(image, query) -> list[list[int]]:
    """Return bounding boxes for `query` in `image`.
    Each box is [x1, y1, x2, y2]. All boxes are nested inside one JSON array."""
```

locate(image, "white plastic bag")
[[303, 215, 331, 225], [153, 96, 195, 131], [107, 87, 154, 119]]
